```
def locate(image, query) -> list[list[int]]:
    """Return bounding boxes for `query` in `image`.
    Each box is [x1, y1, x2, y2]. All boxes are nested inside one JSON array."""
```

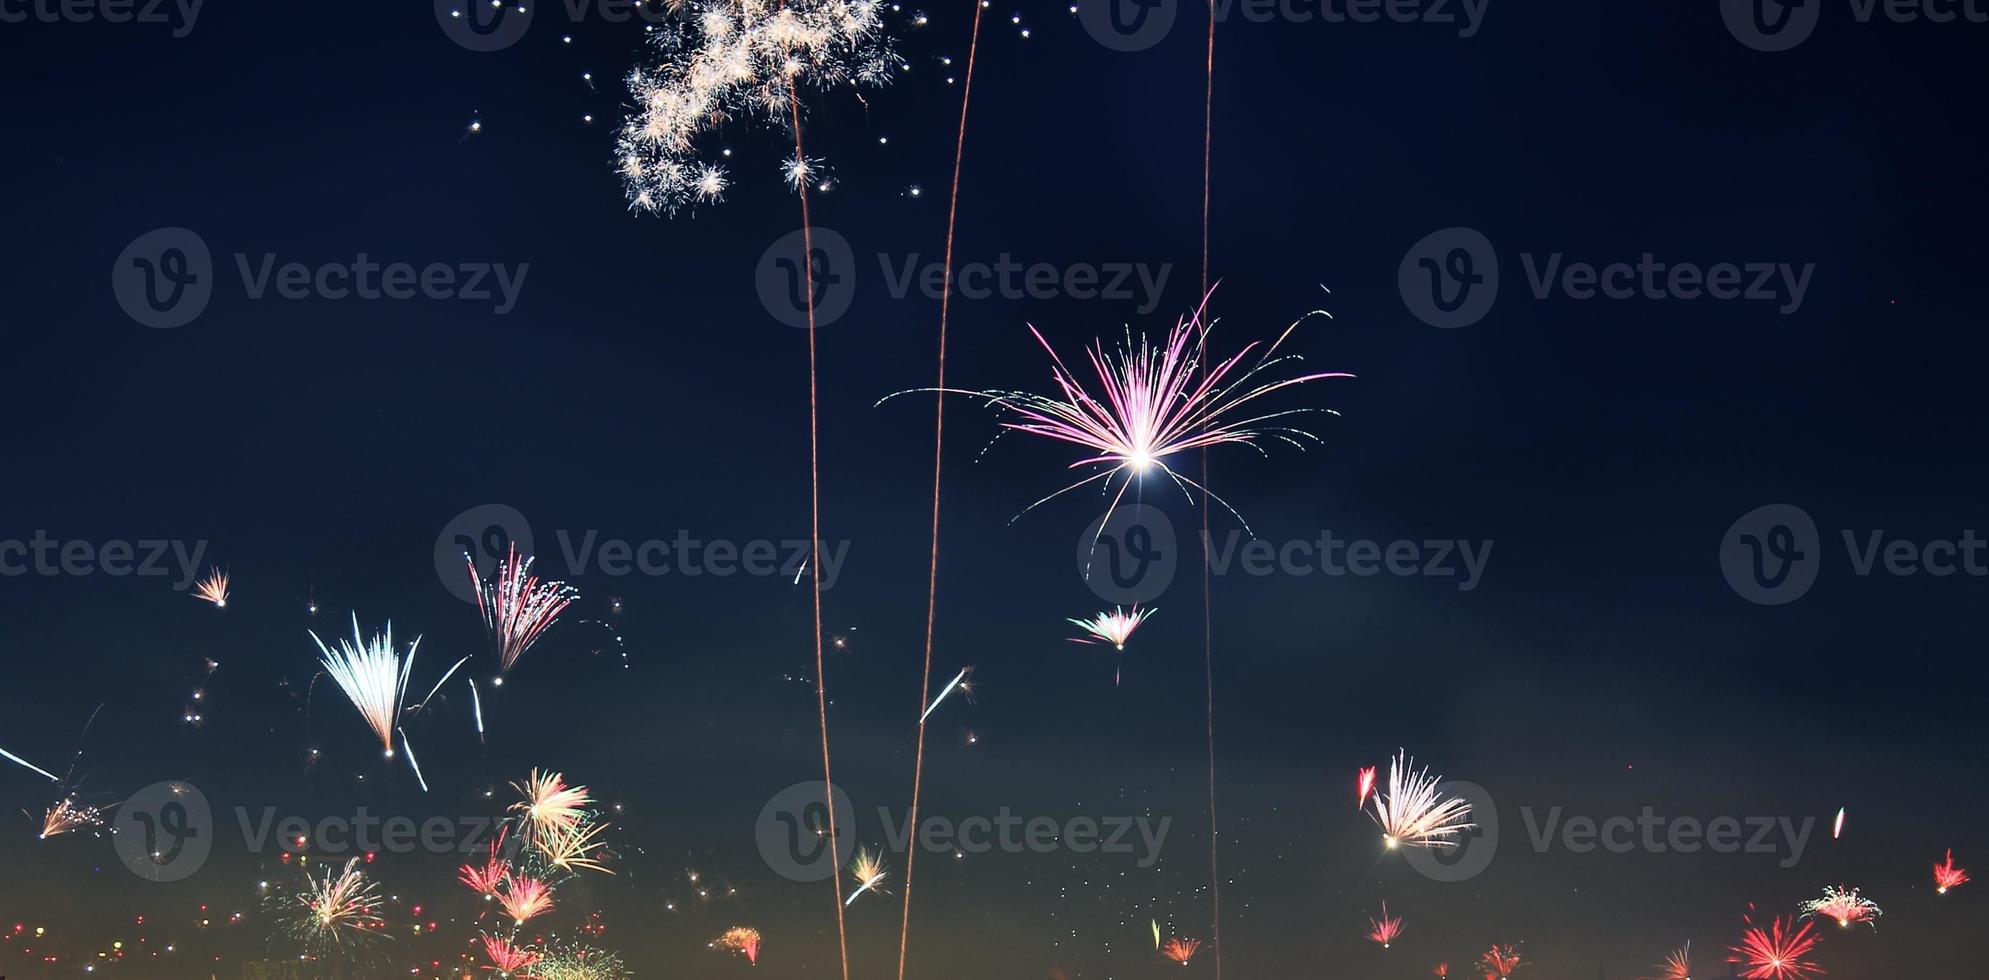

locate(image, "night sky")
[[1, 1, 1985, 978]]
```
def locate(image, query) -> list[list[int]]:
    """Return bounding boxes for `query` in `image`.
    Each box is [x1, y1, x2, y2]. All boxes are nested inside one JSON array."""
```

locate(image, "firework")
[[1366, 901, 1403, 949], [471, 545, 577, 681], [532, 941, 631, 980], [1831, 807, 1845, 839], [1934, 849, 1968, 894], [1645, 941, 1691, 980], [715, 926, 763, 965], [1152, 918, 1161, 950], [844, 847, 889, 906], [1067, 606, 1154, 649], [918, 666, 974, 724], [1357, 765, 1377, 810], [497, 872, 555, 925], [1368, 749, 1475, 849], [1729, 913, 1822, 980], [1434, 964, 1449, 979], [288, 858, 384, 946], [481, 933, 541, 975], [1160, 937, 1201, 965], [615, 0, 900, 215], [38, 796, 104, 839], [0, 743, 58, 782], [192, 567, 229, 607], [310, 615, 420, 759], [892, 303, 1349, 534], [459, 827, 510, 897], [1479, 944, 1522, 980], [512, 769, 593, 845], [1798, 884, 1880, 930], [537, 816, 615, 875]]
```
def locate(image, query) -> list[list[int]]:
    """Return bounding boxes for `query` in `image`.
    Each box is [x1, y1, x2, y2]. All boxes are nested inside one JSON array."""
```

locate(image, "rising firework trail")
[[918, 667, 973, 724], [0, 743, 58, 782], [1356, 765, 1377, 810]]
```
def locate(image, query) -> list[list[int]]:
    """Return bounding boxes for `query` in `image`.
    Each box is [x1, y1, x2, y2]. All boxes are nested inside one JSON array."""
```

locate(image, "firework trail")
[[1479, 944, 1522, 980], [1643, 941, 1691, 980], [288, 858, 385, 947], [1368, 749, 1475, 849], [410, 655, 471, 714], [1831, 807, 1845, 839], [918, 666, 973, 724], [615, 0, 901, 214], [715, 926, 763, 965], [511, 769, 593, 845], [1798, 885, 1880, 929], [1366, 902, 1403, 949], [310, 614, 419, 760], [37, 796, 105, 839], [497, 872, 555, 925], [1934, 849, 1968, 894], [471, 545, 577, 682], [481, 933, 541, 975], [885, 302, 1349, 538], [1160, 937, 1202, 965], [0, 743, 58, 782], [1357, 765, 1377, 810], [1729, 912, 1822, 980], [192, 567, 228, 607], [845, 847, 889, 906]]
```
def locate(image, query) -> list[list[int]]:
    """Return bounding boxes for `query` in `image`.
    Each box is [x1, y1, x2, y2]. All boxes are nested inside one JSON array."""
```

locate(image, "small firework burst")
[[480, 933, 541, 975], [531, 941, 631, 980], [714, 925, 763, 965], [1369, 749, 1475, 849], [1729, 912, 1822, 980], [288, 858, 385, 947], [511, 769, 593, 845], [1160, 937, 1201, 966], [38, 796, 104, 839], [536, 817, 614, 875], [1479, 944, 1522, 980], [458, 828, 510, 898], [1366, 901, 1404, 949], [1798, 884, 1881, 929], [310, 615, 420, 759], [471, 545, 577, 681], [1356, 765, 1377, 810], [844, 847, 889, 906], [497, 872, 556, 925], [1645, 941, 1691, 980], [1433, 963, 1450, 979], [1934, 849, 1968, 894], [192, 567, 229, 607], [1067, 606, 1154, 650]]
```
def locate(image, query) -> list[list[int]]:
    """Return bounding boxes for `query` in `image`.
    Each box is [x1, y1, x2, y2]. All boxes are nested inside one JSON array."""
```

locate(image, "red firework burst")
[[1366, 902, 1404, 949], [1160, 938, 1201, 966], [1729, 912, 1823, 980], [1934, 849, 1969, 895], [1479, 944, 1521, 980]]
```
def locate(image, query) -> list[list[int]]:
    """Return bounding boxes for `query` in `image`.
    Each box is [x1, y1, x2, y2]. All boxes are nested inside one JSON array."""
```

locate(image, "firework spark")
[[892, 303, 1349, 536], [511, 769, 593, 845], [1479, 944, 1522, 980], [458, 828, 510, 898], [481, 933, 541, 975], [616, 0, 900, 215], [1366, 901, 1403, 949], [310, 615, 419, 759], [1160, 937, 1201, 966], [471, 545, 577, 681], [1934, 849, 1968, 894], [1644, 941, 1691, 980], [715, 926, 763, 965], [537, 816, 615, 875], [844, 847, 889, 906], [38, 796, 104, 839], [1729, 913, 1823, 980], [1357, 765, 1377, 810], [1798, 884, 1880, 930], [192, 567, 229, 607], [1368, 749, 1475, 849], [289, 858, 385, 946], [497, 872, 555, 925], [919, 666, 974, 724]]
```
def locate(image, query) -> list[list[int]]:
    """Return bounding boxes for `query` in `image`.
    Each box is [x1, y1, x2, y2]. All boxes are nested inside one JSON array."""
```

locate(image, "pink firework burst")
[[1366, 901, 1404, 949], [497, 872, 555, 925], [1934, 849, 1968, 894], [1644, 941, 1691, 980], [1479, 944, 1522, 980], [470, 545, 577, 681], [715, 926, 763, 965], [458, 827, 510, 898], [1729, 912, 1823, 980], [1798, 885, 1880, 930], [1160, 937, 1201, 966], [480, 933, 540, 975], [1356, 765, 1377, 810], [1067, 606, 1154, 650], [896, 298, 1350, 534]]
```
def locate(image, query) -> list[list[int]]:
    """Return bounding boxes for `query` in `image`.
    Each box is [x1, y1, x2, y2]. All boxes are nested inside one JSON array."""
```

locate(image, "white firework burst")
[[311, 615, 420, 759], [1368, 749, 1474, 849]]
